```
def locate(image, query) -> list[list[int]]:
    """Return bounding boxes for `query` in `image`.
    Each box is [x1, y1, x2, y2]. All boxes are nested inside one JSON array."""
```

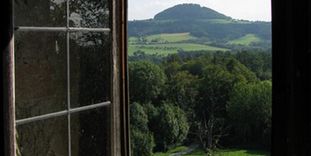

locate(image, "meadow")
[[227, 34, 262, 46], [128, 32, 228, 56], [128, 43, 228, 56]]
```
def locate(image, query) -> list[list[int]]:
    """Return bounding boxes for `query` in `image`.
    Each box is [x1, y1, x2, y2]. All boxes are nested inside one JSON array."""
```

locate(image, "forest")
[[129, 50, 272, 155]]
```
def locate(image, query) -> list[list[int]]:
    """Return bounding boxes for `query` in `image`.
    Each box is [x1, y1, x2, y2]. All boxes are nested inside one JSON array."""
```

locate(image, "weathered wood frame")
[[111, 0, 130, 155], [0, 0, 129, 155], [1, 0, 15, 155]]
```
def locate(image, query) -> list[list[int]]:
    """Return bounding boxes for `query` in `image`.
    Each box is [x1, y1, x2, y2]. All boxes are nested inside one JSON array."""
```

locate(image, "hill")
[[154, 4, 231, 21], [128, 4, 271, 48]]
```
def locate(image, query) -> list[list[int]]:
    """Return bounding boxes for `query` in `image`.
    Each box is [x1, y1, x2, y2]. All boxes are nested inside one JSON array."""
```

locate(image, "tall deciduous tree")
[[166, 71, 199, 115], [227, 81, 272, 147], [129, 61, 166, 103], [151, 103, 189, 151], [194, 65, 234, 151], [130, 102, 155, 156]]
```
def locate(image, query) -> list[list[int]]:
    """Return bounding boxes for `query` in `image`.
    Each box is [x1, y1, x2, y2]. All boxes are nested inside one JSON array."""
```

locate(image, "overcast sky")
[[128, 0, 271, 21]]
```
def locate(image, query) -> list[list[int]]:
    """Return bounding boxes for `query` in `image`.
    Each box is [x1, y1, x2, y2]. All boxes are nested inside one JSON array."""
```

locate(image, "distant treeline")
[[129, 20, 271, 41]]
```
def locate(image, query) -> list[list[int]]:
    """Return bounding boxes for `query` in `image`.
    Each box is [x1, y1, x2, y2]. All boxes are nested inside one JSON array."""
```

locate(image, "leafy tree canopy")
[[129, 61, 167, 103]]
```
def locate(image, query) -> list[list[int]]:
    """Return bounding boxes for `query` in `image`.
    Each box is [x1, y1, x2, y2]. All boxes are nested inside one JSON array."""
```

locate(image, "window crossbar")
[[15, 101, 111, 126], [15, 26, 111, 32]]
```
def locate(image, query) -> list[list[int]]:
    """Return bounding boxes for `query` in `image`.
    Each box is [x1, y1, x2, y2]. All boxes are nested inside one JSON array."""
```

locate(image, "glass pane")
[[15, 31, 67, 119], [69, 0, 110, 28], [16, 116, 68, 156], [71, 107, 111, 156], [70, 32, 111, 107], [14, 0, 66, 27]]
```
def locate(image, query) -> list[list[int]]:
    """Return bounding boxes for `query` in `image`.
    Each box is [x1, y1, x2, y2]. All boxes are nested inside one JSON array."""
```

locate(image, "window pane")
[[14, 0, 66, 27], [16, 116, 68, 156], [69, 0, 110, 28], [71, 107, 111, 156], [70, 32, 111, 107], [15, 31, 67, 119]]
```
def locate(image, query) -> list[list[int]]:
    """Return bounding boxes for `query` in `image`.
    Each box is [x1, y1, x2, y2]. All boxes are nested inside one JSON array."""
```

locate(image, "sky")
[[128, 0, 271, 21]]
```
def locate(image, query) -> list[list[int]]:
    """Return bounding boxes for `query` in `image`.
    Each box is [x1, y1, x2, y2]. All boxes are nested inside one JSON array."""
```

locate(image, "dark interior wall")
[[1, 0, 14, 155], [272, 0, 311, 155]]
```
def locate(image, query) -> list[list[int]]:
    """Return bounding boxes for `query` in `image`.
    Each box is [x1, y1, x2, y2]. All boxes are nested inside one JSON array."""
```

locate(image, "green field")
[[128, 32, 229, 56], [128, 36, 139, 43], [227, 34, 262, 46], [147, 33, 196, 43], [128, 43, 228, 56], [129, 32, 196, 44]]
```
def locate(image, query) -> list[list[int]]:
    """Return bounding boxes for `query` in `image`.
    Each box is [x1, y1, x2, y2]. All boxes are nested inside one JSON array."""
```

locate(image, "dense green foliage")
[[227, 81, 272, 147], [130, 102, 155, 156], [129, 61, 166, 103], [129, 51, 271, 155], [152, 103, 189, 151], [235, 51, 272, 80]]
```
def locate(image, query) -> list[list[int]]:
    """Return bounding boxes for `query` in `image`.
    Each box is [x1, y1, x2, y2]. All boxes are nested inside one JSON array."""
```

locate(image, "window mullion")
[[15, 101, 111, 126], [14, 26, 111, 32], [66, 0, 71, 155]]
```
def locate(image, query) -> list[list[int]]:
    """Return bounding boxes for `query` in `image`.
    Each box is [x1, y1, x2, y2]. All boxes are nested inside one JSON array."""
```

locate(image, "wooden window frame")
[[3, 0, 311, 155], [0, 0, 129, 156]]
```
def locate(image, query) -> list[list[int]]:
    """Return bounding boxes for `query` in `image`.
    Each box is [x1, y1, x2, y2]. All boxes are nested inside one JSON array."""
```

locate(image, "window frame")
[[3, 0, 311, 155], [0, 0, 129, 155]]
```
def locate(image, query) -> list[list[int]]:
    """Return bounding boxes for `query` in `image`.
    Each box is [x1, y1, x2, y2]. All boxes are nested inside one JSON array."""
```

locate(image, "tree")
[[227, 81, 272, 147], [151, 103, 189, 151], [129, 61, 166, 103], [235, 51, 272, 80], [162, 54, 182, 79], [225, 58, 258, 83], [130, 102, 155, 156], [181, 59, 205, 76], [166, 71, 199, 114], [194, 65, 234, 151]]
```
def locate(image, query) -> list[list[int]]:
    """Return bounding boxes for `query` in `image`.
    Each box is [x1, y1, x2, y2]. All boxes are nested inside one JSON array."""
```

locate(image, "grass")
[[129, 33, 196, 44], [213, 149, 270, 156], [128, 32, 229, 56], [146, 33, 196, 43], [153, 146, 270, 156], [128, 36, 139, 43], [128, 43, 228, 56], [184, 148, 270, 156], [227, 34, 262, 46], [184, 149, 206, 156], [153, 146, 188, 156]]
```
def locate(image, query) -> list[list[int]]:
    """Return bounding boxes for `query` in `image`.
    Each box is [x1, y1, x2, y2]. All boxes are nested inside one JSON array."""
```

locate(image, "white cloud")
[[128, 0, 271, 21]]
